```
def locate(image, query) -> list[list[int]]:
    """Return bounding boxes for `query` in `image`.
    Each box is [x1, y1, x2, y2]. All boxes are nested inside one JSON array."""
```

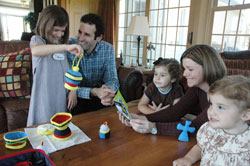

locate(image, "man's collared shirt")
[[67, 37, 119, 99]]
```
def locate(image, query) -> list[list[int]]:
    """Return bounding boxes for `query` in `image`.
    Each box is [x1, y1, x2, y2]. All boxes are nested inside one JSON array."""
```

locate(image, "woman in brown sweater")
[[118, 44, 227, 136]]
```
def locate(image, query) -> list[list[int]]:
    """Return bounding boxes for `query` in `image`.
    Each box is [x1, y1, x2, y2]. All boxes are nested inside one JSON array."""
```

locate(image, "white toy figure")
[[37, 141, 49, 156], [99, 122, 110, 139]]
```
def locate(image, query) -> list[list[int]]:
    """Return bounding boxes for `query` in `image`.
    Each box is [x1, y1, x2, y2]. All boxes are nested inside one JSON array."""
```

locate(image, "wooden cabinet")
[[60, 0, 99, 37]]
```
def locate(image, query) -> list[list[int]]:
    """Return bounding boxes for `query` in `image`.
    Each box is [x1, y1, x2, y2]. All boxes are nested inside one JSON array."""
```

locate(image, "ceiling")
[[0, 0, 31, 8]]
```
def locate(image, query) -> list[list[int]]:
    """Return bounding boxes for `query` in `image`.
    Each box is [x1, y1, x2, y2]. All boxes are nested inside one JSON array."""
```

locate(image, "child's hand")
[[148, 101, 169, 112], [67, 90, 77, 110], [173, 157, 192, 166], [67, 44, 83, 57]]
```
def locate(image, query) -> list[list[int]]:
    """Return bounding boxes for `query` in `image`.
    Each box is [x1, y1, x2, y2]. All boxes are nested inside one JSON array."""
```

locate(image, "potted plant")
[[21, 12, 38, 41]]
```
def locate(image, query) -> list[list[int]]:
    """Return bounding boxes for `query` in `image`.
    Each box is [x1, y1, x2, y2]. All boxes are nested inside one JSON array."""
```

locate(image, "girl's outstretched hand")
[[67, 44, 83, 57], [173, 157, 192, 166]]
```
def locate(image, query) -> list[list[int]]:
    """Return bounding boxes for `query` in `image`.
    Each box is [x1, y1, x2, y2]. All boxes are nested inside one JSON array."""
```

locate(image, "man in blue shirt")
[[67, 13, 119, 114]]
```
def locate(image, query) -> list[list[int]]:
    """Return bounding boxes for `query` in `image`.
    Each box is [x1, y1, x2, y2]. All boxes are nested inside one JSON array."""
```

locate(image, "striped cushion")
[[0, 48, 32, 98]]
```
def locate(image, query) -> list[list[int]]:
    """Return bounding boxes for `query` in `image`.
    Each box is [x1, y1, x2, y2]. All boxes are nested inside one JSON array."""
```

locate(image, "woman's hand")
[[117, 111, 132, 127], [173, 157, 192, 166], [130, 114, 156, 134]]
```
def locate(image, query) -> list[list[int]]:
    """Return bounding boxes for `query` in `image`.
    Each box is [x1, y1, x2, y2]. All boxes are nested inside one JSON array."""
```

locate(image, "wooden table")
[[0, 101, 199, 166]]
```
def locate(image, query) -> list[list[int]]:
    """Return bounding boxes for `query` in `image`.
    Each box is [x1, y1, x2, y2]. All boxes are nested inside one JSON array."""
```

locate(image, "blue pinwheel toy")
[[177, 120, 195, 142]]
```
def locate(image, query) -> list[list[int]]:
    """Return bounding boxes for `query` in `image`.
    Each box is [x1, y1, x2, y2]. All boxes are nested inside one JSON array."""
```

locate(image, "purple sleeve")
[[156, 109, 209, 136]]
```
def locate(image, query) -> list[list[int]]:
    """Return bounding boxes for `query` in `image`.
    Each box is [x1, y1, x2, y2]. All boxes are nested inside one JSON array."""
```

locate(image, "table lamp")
[[126, 16, 151, 66]]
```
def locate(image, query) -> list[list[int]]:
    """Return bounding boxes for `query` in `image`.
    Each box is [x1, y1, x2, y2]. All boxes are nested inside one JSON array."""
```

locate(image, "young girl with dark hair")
[[138, 58, 183, 114]]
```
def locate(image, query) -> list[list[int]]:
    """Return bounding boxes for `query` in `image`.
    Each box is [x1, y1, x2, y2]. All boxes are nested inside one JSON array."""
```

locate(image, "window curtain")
[[98, 0, 116, 46]]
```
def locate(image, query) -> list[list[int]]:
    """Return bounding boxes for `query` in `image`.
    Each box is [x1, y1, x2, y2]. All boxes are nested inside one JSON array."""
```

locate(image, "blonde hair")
[[181, 44, 227, 85], [35, 5, 69, 44], [209, 75, 250, 111]]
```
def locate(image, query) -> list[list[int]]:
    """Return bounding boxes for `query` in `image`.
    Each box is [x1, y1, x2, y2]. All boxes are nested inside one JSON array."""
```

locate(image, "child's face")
[[153, 66, 174, 92], [52, 25, 67, 43], [207, 93, 246, 134]]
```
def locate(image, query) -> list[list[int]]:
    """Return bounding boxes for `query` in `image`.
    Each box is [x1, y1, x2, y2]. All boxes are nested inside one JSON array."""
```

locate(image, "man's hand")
[[67, 90, 77, 110], [148, 101, 169, 112], [91, 85, 116, 106]]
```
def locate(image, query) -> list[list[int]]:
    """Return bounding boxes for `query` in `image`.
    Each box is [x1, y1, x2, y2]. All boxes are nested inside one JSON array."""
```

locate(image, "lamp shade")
[[126, 16, 151, 37]]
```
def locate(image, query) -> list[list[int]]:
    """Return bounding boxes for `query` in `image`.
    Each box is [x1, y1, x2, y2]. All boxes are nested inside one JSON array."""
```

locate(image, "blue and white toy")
[[177, 120, 195, 142], [99, 122, 110, 139], [36, 141, 49, 156]]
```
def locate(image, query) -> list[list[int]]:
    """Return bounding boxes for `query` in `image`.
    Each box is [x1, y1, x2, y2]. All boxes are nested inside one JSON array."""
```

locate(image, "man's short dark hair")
[[80, 13, 105, 38]]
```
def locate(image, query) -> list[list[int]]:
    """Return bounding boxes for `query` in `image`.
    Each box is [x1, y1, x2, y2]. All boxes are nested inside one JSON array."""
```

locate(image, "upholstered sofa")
[[0, 40, 143, 133], [220, 50, 250, 77]]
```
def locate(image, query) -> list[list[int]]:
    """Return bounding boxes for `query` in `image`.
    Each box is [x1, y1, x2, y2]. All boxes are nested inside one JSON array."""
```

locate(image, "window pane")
[[7, 16, 24, 40], [125, 56, 131, 65], [163, 9, 168, 26], [166, 27, 176, 44], [168, 8, 178, 26], [157, 27, 163, 43], [176, 27, 188, 45], [238, 9, 250, 34], [179, 0, 190, 7], [211, 35, 223, 52], [169, 0, 178, 8], [118, 28, 125, 41], [164, 0, 169, 8], [224, 10, 240, 34], [118, 42, 125, 56], [175, 46, 186, 62], [128, 0, 133, 12], [178, 7, 190, 26], [150, 10, 158, 26], [127, 13, 133, 27], [165, 45, 175, 58], [245, 0, 250, 4], [126, 42, 131, 55], [120, 0, 125, 13], [158, 9, 164, 26], [223, 36, 236, 51], [159, 0, 165, 9], [212, 11, 226, 34], [119, 14, 126, 27], [140, 0, 146, 10], [230, 0, 243, 6], [133, 0, 140, 12], [150, 0, 159, 9], [162, 27, 167, 43], [218, 0, 229, 6], [155, 44, 163, 59], [236, 36, 250, 50], [149, 27, 157, 43]]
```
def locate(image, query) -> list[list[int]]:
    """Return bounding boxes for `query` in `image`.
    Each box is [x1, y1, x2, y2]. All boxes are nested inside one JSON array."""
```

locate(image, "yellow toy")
[[64, 53, 83, 90]]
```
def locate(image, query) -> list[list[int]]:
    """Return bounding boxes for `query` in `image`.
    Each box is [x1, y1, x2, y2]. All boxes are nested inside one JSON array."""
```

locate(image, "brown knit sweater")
[[146, 87, 209, 136]]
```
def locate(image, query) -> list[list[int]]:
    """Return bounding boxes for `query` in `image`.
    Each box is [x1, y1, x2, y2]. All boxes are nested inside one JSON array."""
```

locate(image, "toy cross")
[[177, 120, 195, 142]]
